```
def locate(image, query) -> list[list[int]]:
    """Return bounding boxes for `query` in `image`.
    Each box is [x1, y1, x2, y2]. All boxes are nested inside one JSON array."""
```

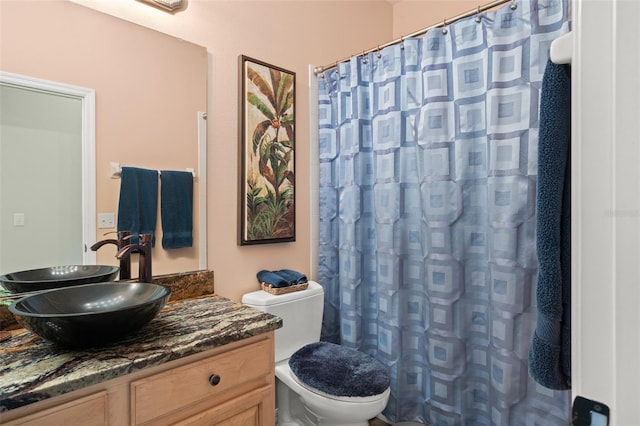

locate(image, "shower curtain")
[[317, 0, 571, 424]]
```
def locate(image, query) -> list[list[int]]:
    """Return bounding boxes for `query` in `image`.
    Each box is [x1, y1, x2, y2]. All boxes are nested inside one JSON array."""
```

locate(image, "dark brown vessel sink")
[[9, 282, 171, 348]]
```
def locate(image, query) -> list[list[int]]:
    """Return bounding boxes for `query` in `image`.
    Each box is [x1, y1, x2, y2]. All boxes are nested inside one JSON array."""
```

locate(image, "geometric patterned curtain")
[[317, 0, 571, 423]]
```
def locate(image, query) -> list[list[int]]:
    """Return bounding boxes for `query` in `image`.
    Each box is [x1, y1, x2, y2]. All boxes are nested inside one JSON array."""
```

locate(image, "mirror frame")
[[0, 71, 97, 264]]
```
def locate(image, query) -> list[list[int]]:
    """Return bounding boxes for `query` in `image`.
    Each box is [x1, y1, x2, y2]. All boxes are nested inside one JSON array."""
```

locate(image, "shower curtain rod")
[[313, 0, 514, 75]]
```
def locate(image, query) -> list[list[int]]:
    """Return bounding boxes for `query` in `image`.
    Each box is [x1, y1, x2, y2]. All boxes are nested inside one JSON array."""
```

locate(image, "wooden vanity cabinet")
[[0, 333, 275, 426]]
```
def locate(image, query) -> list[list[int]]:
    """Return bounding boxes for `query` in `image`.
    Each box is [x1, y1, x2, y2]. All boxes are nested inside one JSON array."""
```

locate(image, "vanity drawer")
[[131, 338, 272, 425], [4, 391, 107, 426]]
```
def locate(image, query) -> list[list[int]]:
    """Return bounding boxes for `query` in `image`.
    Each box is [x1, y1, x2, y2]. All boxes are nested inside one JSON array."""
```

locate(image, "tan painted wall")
[[2, 0, 477, 301], [391, 0, 479, 38]]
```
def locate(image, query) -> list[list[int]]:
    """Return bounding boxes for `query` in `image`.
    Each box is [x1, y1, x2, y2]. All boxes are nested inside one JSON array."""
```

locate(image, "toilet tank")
[[242, 281, 324, 363]]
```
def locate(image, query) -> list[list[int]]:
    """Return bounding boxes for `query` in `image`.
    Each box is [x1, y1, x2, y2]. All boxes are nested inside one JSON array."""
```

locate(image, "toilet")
[[242, 281, 390, 426]]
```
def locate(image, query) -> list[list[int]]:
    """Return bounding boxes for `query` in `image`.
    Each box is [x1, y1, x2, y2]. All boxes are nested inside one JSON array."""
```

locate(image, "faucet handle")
[[102, 230, 131, 239], [139, 233, 152, 244], [120, 233, 152, 246]]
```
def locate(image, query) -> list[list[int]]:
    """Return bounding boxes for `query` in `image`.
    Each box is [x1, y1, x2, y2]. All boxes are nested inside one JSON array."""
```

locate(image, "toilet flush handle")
[[208, 374, 221, 386]]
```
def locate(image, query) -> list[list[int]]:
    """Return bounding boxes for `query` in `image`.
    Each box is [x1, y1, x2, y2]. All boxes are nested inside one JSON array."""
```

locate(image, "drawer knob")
[[208, 374, 221, 386]]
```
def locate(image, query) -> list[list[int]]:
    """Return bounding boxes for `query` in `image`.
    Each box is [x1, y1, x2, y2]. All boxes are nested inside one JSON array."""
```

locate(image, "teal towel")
[[528, 59, 571, 390], [117, 167, 158, 246], [160, 170, 193, 249]]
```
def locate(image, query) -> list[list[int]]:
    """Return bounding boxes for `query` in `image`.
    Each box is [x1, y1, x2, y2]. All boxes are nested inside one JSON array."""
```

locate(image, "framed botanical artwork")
[[239, 55, 296, 245]]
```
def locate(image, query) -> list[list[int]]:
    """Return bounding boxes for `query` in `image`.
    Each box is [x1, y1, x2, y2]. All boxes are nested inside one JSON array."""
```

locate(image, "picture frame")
[[239, 55, 296, 245]]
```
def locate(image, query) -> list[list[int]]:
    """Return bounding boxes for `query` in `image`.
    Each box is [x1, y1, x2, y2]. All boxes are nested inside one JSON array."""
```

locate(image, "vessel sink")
[[0, 265, 119, 293], [9, 282, 171, 348]]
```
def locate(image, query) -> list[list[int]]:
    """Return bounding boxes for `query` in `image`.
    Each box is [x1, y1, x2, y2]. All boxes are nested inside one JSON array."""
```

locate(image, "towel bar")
[[550, 31, 572, 65], [109, 162, 196, 179]]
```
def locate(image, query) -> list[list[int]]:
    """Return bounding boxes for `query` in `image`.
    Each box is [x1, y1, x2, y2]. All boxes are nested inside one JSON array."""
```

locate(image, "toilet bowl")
[[242, 281, 390, 426], [276, 361, 390, 426]]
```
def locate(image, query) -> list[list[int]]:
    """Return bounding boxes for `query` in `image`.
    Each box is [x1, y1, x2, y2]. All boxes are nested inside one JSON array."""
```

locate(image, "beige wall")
[[391, 1, 479, 37], [2, 0, 476, 301]]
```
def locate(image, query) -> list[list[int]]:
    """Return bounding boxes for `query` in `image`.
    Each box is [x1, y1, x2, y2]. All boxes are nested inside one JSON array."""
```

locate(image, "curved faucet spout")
[[90, 239, 118, 251], [91, 231, 132, 280], [116, 234, 152, 283]]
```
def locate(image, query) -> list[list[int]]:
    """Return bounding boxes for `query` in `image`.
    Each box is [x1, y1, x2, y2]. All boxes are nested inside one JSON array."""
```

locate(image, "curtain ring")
[[362, 50, 368, 64], [442, 18, 448, 34], [475, 6, 482, 23], [510, 0, 517, 10], [400, 36, 405, 50], [376, 46, 382, 59]]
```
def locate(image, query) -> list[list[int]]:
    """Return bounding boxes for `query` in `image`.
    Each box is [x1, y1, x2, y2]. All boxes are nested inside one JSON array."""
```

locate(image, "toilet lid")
[[288, 341, 390, 398]]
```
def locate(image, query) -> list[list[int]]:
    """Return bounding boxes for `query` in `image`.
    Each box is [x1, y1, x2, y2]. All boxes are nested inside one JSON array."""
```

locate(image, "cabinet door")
[[3, 392, 107, 426], [171, 385, 273, 426]]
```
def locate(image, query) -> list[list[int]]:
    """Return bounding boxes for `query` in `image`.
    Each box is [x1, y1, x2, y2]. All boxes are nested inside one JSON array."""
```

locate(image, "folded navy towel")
[[257, 269, 307, 288], [528, 59, 571, 390], [160, 170, 193, 249], [117, 167, 158, 247], [274, 269, 308, 285], [257, 270, 288, 288]]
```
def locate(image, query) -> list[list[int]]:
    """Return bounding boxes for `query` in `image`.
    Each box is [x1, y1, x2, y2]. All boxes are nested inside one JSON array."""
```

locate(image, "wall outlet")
[[98, 212, 115, 229], [13, 213, 25, 227]]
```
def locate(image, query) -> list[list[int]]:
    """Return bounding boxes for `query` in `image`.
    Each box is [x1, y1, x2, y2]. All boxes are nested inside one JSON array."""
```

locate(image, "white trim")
[[0, 71, 96, 265], [197, 111, 207, 270], [572, 0, 640, 423], [571, 0, 584, 405], [308, 65, 320, 281]]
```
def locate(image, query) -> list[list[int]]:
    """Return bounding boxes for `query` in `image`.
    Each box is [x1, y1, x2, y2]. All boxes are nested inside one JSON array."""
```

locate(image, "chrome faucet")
[[90, 230, 132, 279], [116, 234, 153, 283]]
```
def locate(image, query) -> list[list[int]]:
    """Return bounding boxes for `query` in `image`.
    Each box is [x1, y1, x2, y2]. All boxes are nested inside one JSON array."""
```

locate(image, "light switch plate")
[[13, 213, 25, 227], [98, 212, 115, 229]]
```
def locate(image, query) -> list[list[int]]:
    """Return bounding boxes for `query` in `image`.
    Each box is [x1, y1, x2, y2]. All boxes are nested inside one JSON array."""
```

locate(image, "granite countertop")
[[0, 295, 282, 412], [0, 270, 217, 329]]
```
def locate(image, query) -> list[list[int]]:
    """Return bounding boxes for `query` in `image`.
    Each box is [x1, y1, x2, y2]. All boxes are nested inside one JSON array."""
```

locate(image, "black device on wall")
[[572, 396, 610, 426]]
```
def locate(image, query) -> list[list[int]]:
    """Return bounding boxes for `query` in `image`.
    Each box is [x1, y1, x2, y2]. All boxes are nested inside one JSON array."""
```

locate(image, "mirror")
[[0, 1, 207, 277]]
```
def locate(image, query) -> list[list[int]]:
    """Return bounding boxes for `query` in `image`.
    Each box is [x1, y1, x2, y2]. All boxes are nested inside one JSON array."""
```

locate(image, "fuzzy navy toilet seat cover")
[[288, 341, 390, 397]]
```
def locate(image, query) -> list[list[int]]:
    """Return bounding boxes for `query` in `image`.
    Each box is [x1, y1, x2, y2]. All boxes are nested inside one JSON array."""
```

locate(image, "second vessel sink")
[[0, 265, 119, 293]]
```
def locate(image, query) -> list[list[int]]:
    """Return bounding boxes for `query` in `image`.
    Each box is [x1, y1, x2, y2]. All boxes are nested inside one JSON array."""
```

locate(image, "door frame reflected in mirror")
[[0, 71, 96, 266]]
